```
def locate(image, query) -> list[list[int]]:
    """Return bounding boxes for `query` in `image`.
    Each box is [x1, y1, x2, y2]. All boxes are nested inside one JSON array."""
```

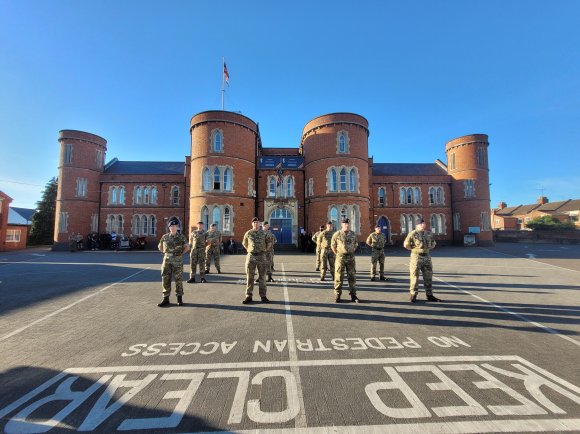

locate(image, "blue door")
[[377, 216, 390, 240], [270, 208, 293, 244]]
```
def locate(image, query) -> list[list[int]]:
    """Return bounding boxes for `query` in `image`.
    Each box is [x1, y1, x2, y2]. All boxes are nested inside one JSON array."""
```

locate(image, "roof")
[[495, 205, 522, 216], [372, 163, 448, 177], [554, 199, 580, 212], [536, 200, 570, 212], [104, 160, 185, 175], [8, 207, 35, 225]]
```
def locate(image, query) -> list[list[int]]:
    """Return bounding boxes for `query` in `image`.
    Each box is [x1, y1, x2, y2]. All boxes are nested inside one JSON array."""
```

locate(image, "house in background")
[[0, 191, 35, 251], [492, 197, 580, 230]]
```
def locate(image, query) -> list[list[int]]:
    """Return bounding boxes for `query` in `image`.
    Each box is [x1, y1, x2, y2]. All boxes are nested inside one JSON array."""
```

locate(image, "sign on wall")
[[258, 156, 304, 170]]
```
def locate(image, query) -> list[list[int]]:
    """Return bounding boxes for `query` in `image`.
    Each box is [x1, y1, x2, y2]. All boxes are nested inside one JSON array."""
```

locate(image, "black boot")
[[267, 276, 274, 282], [187, 277, 196, 283], [335, 295, 341, 303], [157, 296, 170, 307], [351, 294, 360, 303], [177, 296, 183, 306], [242, 295, 252, 304], [370, 276, 376, 281], [261, 296, 270, 303], [200, 277, 207, 283], [410, 293, 417, 303], [380, 276, 387, 281], [426, 294, 442, 302], [217, 269, 221, 274]]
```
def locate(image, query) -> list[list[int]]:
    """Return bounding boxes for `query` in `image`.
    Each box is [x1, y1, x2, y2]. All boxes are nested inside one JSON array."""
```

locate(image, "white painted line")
[[194, 418, 580, 433], [480, 247, 580, 274], [281, 263, 307, 428], [434, 277, 580, 348], [0, 268, 150, 342]]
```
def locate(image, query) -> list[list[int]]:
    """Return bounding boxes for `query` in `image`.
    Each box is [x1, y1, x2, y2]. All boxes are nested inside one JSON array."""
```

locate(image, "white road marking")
[[0, 268, 150, 342], [434, 277, 580, 348], [526, 253, 537, 259], [281, 263, 307, 428]]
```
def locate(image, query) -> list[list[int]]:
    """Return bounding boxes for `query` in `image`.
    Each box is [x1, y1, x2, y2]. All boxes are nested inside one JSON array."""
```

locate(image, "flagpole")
[[221, 57, 225, 111]]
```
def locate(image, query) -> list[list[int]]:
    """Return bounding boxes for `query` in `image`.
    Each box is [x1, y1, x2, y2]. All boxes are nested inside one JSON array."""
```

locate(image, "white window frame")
[[6, 229, 21, 242]]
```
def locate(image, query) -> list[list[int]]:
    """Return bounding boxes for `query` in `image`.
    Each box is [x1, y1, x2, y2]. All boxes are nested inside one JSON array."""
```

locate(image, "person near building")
[[366, 224, 388, 281], [242, 217, 272, 304], [205, 223, 222, 274], [262, 221, 276, 282], [187, 221, 208, 283], [403, 217, 442, 303], [319, 221, 335, 281], [312, 225, 325, 271], [157, 218, 190, 307], [330, 218, 360, 303]]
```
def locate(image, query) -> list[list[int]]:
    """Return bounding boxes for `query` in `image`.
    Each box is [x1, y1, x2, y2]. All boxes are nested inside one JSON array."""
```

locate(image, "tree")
[[526, 215, 576, 231], [29, 177, 58, 245]]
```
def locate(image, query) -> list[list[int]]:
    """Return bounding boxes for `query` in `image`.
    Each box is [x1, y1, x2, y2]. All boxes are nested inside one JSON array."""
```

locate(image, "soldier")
[[157, 219, 190, 307], [403, 217, 442, 303], [262, 221, 276, 282], [330, 218, 360, 303], [187, 221, 208, 283], [312, 225, 325, 271], [242, 217, 272, 304], [366, 224, 388, 281], [205, 223, 222, 274], [319, 221, 335, 281]]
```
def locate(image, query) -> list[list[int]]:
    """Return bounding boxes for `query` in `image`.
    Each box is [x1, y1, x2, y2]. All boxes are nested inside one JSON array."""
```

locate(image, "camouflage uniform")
[[158, 232, 188, 297], [312, 230, 323, 270], [366, 232, 387, 279], [319, 229, 335, 279], [242, 229, 270, 297], [403, 229, 436, 296], [189, 229, 208, 279], [205, 230, 222, 273], [263, 229, 277, 280], [331, 229, 358, 296]]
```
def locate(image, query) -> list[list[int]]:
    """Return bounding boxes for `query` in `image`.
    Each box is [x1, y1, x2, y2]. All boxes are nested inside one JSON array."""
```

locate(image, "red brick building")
[[53, 111, 492, 249], [0, 191, 29, 251]]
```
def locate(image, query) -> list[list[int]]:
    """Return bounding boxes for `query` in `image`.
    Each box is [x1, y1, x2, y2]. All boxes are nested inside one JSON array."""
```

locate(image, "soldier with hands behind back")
[[157, 219, 190, 307], [331, 218, 360, 303], [366, 224, 388, 281]]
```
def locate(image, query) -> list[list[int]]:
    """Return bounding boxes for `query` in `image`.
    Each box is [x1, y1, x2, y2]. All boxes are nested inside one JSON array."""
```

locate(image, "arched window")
[[330, 207, 339, 230], [349, 168, 356, 192], [213, 167, 221, 190], [111, 187, 117, 205], [134, 215, 141, 235], [150, 215, 156, 235], [119, 187, 125, 205], [351, 205, 359, 233], [201, 206, 209, 228], [117, 215, 123, 233], [143, 215, 149, 235], [223, 207, 231, 232], [135, 187, 142, 204], [213, 207, 221, 230], [202, 168, 211, 191], [340, 206, 348, 222], [413, 187, 420, 204], [400, 188, 406, 205], [330, 169, 338, 192], [378, 187, 386, 206], [143, 187, 150, 204], [151, 187, 157, 204], [171, 186, 179, 205], [223, 168, 232, 191], [338, 132, 347, 153], [340, 168, 347, 191], [268, 176, 276, 197], [436, 187, 443, 204], [286, 177, 294, 198], [271, 208, 292, 219], [214, 131, 223, 152], [108, 215, 115, 232], [429, 187, 435, 205], [407, 188, 413, 204]]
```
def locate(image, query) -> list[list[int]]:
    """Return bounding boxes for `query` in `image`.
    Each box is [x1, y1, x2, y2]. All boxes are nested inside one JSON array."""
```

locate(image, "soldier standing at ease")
[[403, 217, 442, 303], [242, 217, 272, 304], [331, 218, 360, 303], [312, 225, 325, 271], [366, 224, 388, 281], [188, 221, 208, 283], [319, 221, 335, 281], [157, 219, 190, 307], [205, 223, 222, 274], [262, 221, 276, 282]]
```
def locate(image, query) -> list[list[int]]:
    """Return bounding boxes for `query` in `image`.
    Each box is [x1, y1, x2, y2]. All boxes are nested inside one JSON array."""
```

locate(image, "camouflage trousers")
[[189, 248, 206, 278], [315, 247, 322, 269], [265, 251, 274, 278], [161, 258, 184, 297], [370, 249, 385, 277], [321, 248, 335, 279], [245, 252, 267, 297], [409, 253, 433, 295], [205, 246, 221, 272], [334, 253, 357, 296]]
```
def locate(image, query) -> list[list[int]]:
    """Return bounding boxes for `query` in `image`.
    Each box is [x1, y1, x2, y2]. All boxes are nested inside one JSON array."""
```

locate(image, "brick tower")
[[53, 130, 107, 250], [301, 113, 370, 239], [445, 134, 492, 245], [189, 111, 259, 238]]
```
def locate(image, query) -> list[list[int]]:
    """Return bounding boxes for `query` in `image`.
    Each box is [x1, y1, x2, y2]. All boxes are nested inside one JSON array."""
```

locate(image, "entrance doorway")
[[377, 216, 390, 241], [270, 208, 293, 244]]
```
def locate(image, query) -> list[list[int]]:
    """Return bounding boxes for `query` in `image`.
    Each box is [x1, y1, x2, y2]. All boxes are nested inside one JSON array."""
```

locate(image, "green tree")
[[526, 215, 576, 231], [29, 177, 58, 245]]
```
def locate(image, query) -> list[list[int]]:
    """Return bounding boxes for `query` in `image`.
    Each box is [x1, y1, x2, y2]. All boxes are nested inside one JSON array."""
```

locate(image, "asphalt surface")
[[0, 242, 579, 433]]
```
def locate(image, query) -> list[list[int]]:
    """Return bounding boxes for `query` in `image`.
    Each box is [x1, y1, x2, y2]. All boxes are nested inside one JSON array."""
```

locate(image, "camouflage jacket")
[[312, 230, 322, 246], [366, 232, 386, 250], [158, 233, 188, 258], [206, 230, 222, 248], [243, 229, 268, 254], [403, 229, 436, 254], [319, 229, 335, 249], [263, 230, 277, 251], [189, 230, 208, 250], [331, 230, 358, 256]]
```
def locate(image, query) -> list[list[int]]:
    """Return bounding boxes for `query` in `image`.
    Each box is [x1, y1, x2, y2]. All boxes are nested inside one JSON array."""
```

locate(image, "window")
[[340, 206, 348, 222], [453, 213, 461, 231], [285, 176, 294, 198], [134, 215, 141, 235], [450, 153, 456, 170], [63, 144, 73, 164], [143, 187, 149, 204], [401, 214, 420, 234], [268, 176, 276, 197], [213, 167, 221, 190], [171, 186, 179, 205], [248, 178, 254, 197], [430, 214, 445, 235], [213, 207, 221, 230], [151, 187, 157, 204], [330, 207, 339, 230], [224, 207, 231, 232], [464, 180, 476, 198], [76, 178, 88, 197], [58, 212, 69, 233], [203, 168, 211, 191], [202, 206, 209, 229], [339, 168, 347, 191], [150, 216, 156, 235], [107, 214, 124, 233], [6, 229, 21, 242], [96, 149, 104, 169], [308, 178, 314, 197], [429, 186, 444, 205], [407, 188, 413, 204], [223, 168, 232, 191], [481, 212, 490, 231], [350, 205, 359, 233], [349, 168, 356, 192], [414, 187, 421, 204], [330, 169, 337, 192], [337, 131, 349, 153], [495, 218, 501, 226], [476, 147, 487, 167], [91, 214, 98, 232], [135, 187, 142, 204], [111, 187, 118, 205], [211, 129, 224, 152], [119, 187, 125, 205], [378, 187, 385, 206]]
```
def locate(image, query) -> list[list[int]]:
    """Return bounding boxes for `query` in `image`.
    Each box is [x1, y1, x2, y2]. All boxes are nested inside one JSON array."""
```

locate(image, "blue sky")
[[1, 0, 579, 209]]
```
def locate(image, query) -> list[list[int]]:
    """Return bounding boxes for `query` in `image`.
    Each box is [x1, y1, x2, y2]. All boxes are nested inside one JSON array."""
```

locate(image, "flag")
[[223, 62, 230, 86], [276, 169, 283, 187]]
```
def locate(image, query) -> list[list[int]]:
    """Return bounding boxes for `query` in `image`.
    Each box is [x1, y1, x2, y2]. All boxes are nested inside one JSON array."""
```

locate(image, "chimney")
[[498, 201, 507, 209], [537, 196, 549, 205]]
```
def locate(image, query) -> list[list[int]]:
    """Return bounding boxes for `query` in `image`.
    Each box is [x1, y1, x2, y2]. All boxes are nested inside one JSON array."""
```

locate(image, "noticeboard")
[[258, 156, 304, 170]]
